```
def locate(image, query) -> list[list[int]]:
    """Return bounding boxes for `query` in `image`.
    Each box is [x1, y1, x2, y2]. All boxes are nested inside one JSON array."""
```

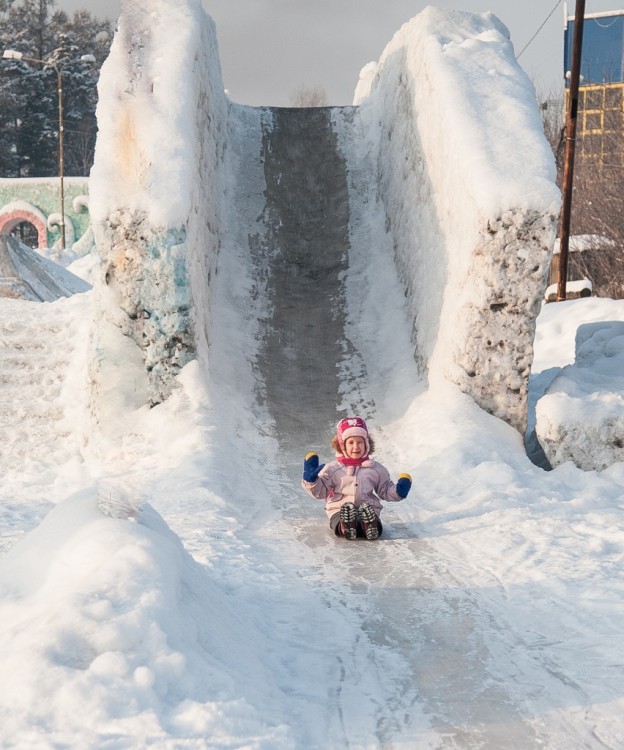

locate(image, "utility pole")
[[557, 0, 586, 301]]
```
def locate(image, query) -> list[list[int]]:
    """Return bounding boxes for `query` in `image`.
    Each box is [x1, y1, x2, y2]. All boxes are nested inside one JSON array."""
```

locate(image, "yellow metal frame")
[[566, 83, 624, 164]]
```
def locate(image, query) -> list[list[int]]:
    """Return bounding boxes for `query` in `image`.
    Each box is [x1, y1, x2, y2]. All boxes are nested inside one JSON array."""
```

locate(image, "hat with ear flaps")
[[336, 416, 370, 455]]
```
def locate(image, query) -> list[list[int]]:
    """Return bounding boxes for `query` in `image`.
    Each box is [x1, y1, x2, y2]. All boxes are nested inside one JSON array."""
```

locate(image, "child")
[[301, 416, 412, 540]]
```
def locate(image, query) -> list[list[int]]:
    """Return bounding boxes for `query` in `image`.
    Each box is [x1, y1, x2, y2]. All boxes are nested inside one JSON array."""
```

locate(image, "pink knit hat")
[[336, 416, 370, 455]]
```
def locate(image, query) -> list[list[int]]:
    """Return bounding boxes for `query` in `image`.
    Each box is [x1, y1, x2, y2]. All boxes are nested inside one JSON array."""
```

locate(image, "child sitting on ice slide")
[[301, 416, 412, 540]]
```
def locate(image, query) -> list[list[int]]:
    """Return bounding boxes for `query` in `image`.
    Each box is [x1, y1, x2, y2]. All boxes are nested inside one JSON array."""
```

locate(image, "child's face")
[[344, 436, 366, 459]]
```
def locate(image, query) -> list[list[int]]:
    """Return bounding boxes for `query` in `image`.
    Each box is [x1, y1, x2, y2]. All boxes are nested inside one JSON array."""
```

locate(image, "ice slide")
[[84, 0, 566, 745], [250, 106, 354, 455], [221, 102, 541, 746], [90, 1, 559, 435]]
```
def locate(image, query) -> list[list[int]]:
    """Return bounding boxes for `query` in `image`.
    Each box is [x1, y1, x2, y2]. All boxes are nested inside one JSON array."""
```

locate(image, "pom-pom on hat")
[[336, 416, 370, 455]]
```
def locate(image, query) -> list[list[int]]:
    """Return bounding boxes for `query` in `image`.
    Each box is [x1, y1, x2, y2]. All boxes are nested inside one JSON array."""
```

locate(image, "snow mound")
[[536, 320, 624, 470], [0, 491, 291, 747]]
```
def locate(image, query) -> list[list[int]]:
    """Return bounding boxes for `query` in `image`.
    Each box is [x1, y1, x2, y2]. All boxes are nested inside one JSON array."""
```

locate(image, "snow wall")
[[354, 8, 560, 432], [89, 0, 227, 407], [89, 0, 560, 434]]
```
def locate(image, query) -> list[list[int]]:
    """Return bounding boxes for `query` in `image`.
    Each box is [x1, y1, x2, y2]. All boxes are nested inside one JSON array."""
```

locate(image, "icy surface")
[[2, 266, 624, 748], [0, 234, 90, 301]]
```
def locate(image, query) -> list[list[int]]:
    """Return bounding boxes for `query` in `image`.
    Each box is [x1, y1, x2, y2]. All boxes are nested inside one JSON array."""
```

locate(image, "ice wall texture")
[[356, 8, 560, 433], [89, 0, 227, 404]]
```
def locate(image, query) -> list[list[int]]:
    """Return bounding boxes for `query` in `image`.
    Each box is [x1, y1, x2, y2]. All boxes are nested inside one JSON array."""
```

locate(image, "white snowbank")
[[0, 490, 290, 747], [536, 311, 624, 470]]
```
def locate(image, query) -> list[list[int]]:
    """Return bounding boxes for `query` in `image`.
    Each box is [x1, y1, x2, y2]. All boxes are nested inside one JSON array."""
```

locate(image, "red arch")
[[0, 209, 47, 248]]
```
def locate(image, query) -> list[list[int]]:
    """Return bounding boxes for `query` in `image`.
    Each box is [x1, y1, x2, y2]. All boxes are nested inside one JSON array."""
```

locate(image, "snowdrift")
[[537, 318, 624, 469], [0, 490, 290, 747]]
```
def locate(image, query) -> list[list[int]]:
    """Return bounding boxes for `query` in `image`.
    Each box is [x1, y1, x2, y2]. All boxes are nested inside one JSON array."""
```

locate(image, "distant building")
[[559, 6, 624, 300], [564, 7, 624, 165]]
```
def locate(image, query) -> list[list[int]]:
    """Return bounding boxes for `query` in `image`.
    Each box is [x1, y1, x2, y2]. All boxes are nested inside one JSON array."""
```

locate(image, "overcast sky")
[[56, 0, 624, 106]]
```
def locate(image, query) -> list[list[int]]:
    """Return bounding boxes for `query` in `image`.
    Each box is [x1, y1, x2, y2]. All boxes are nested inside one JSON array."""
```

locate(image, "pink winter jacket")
[[301, 458, 403, 519]]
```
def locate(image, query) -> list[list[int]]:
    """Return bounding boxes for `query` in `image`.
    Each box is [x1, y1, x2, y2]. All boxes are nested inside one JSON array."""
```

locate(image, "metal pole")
[[2, 47, 79, 253], [557, 0, 586, 301], [56, 64, 65, 251]]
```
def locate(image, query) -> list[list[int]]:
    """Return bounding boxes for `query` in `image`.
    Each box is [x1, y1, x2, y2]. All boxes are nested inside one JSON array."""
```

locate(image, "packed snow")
[[535, 303, 624, 471], [2, 281, 624, 747], [349, 7, 560, 435], [2, 1, 624, 749]]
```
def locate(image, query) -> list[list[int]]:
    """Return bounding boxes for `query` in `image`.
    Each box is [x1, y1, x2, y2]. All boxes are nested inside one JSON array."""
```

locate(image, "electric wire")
[[517, 0, 562, 59]]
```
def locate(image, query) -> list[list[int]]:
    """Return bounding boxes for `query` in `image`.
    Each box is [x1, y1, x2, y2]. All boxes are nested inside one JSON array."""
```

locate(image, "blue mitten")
[[396, 473, 412, 499], [303, 452, 325, 482]]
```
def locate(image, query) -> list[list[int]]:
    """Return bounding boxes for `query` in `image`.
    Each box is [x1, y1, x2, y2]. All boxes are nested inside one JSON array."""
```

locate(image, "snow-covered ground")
[[2, 1, 624, 748], [2, 276, 624, 749]]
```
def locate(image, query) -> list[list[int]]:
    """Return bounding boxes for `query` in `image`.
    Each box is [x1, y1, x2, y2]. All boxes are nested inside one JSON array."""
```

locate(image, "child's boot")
[[357, 503, 380, 540], [339, 502, 357, 540]]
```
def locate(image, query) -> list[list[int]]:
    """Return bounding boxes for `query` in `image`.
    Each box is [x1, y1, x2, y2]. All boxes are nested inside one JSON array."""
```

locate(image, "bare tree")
[[538, 84, 624, 299], [537, 88, 565, 157], [0, 0, 113, 177], [289, 84, 328, 107]]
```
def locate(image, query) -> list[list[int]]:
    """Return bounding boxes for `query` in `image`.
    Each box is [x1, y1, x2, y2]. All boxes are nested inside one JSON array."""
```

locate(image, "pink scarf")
[[337, 456, 369, 467]]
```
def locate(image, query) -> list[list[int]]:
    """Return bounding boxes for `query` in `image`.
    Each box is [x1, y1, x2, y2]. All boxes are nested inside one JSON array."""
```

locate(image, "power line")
[[517, 0, 562, 59]]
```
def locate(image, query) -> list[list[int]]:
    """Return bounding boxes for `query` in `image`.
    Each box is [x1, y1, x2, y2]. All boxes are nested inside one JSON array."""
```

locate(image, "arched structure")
[[0, 180, 90, 249], [0, 204, 48, 248]]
